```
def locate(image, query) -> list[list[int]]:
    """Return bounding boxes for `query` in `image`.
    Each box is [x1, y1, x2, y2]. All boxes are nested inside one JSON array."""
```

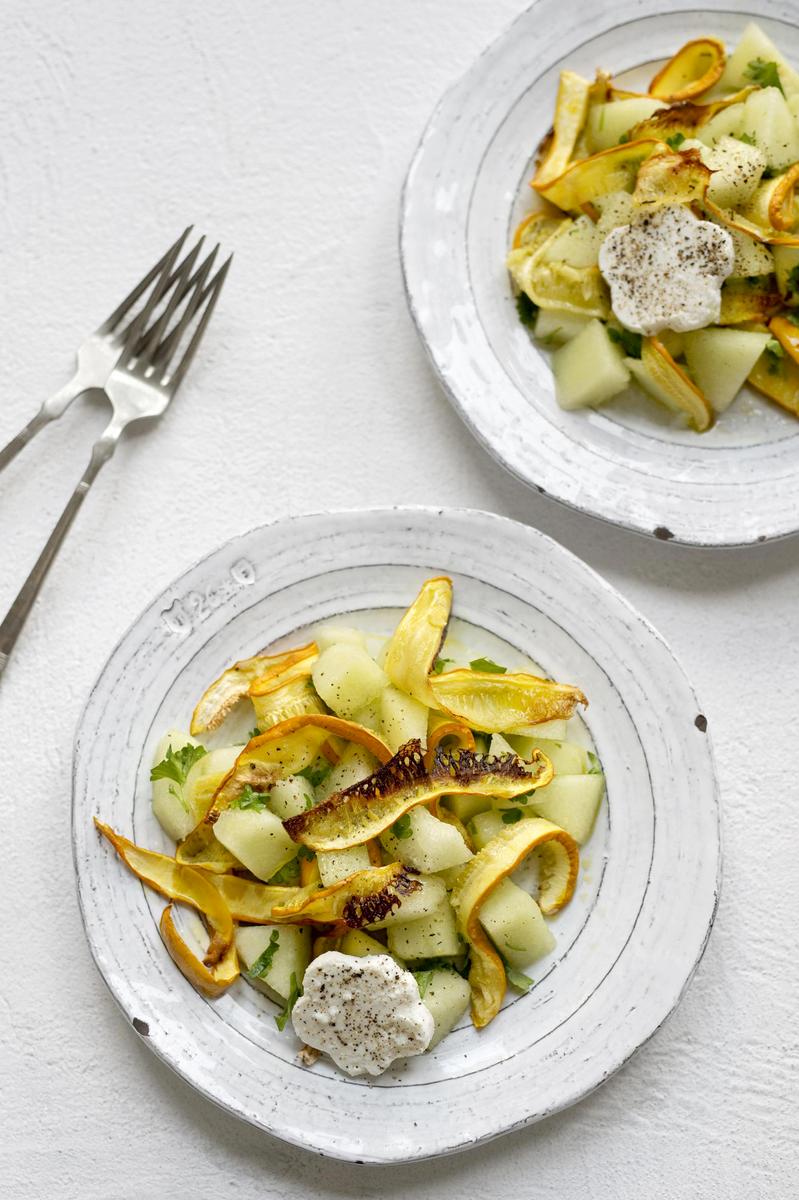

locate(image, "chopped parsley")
[[248, 726, 262, 740], [432, 656, 453, 674], [744, 58, 784, 94], [297, 762, 331, 789], [617, 132, 631, 144], [297, 845, 315, 861], [586, 751, 603, 776], [735, 131, 757, 147], [268, 858, 301, 885], [515, 291, 539, 328], [766, 337, 785, 358], [505, 966, 534, 993], [391, 813, 413, 839], [231, 784, 271, 811], [275, 973, 303, 1031], [469, 657, 507, 674], [665, 132, 686, 151], [607, 325, 642, 358], [787, 265, 799, 296], [150, 742, 207, 809], [786, 310, 799, 327], [246, 930, 280, 980], [414, 969, 434, 999], [501, 808, 523, 824]]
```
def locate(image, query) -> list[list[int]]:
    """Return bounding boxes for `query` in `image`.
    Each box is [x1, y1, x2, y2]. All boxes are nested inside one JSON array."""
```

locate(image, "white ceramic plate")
[[401, 0, 799, 547], [73, 508, 719, 1162]]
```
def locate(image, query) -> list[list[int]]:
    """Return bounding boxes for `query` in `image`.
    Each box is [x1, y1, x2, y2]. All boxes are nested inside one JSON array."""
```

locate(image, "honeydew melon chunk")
[[683, 327, 771, 413], [508, 737, 588, 776], [741, 88, 799, 172], [534, 307, 591, 345], [697, 102, 747, 147], [214, 808, 298, 882], [552, 319, 631, 410], [236, 924, 311, 1004], [586, 97, 666, 152], [317, 844, 373, 887], [538, 215, 603, 268], [268, 774, 316, 820], [151, 729, 205, 842], [443, 792, 492, 824], [529, 773, 605, 844], [314, 743, 379, 802], [773, 244, 799, 299], [488, 733, 517, 757], [435, 861, 470, 890], [595, 189, 636, 235], [479, 878, 555, 969], [726, 227, 775, 278], [311, 643, 388, 718], [509, 719, 568, 740], [717, 22, 799, 98], [381, 806, 472, 873], [313, 625, 367, 652], [341, 928, 401, 962], [387, 896, 462, 960], [703, 136, 766, 209], [420, 969, 472, 1049], [469, 809, 505, 850], [380, 685, 428, 752], [366, 874, 448, 929]]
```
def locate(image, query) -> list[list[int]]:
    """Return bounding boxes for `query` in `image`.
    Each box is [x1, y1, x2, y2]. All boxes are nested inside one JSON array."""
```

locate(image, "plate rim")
[[399, 0, 799, 548], [72, 506, 721, 1161]]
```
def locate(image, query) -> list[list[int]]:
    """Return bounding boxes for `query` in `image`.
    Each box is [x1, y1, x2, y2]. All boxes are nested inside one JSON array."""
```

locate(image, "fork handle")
[[0, 431, 119, 677], [0, 409, 54, 473]]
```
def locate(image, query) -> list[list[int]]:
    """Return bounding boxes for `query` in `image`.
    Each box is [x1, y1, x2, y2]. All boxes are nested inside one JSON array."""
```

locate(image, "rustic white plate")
[[401, 0, 799, 547], [73, 508, 719, 1162]]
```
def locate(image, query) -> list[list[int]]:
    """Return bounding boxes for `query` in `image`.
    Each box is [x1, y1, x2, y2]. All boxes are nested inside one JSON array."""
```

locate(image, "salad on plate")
[[95, 577, 605, 1077], [508, 22, 799, 429]]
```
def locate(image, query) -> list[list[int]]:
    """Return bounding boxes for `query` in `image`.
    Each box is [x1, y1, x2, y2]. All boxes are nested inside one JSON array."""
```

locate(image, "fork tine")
[[115, 234, 194, 361], [148, 243, 221, 369], [98, 227, 192, 335], [165, 254, 232, 393], [133, 236, 206, 367]]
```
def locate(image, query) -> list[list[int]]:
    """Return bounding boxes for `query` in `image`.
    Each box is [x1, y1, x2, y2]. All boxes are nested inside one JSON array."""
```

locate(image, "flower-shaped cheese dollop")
[[291, 951, 434, 1077], [598, 204, 735, 336]]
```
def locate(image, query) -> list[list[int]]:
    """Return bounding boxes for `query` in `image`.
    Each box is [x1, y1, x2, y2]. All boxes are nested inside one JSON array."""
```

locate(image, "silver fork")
[[0, 228, 194, 473], [0, 237, 232, 678]]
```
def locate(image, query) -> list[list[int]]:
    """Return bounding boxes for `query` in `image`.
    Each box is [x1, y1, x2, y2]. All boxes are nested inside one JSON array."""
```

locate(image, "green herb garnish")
[[586, 751, 603, 775], [469, 657, 507, 674], [786, 310, 799, 326], [607, 325, 642, 358], [501, 808, 523, 824], [432, 656, 453, 674], [414, 969, 434, 999], [297, 845, 315, 861], [268, 858, 301, 885], [665, 132, 686, 151], [150, 742, 207, 809], [787, 265, 799, 296], [231, 784, 271, 811], [766, 337, 785, 358], [735, 131, 757, 147], [248, 726, 261, 740], [744, 58, 784, 94], [516, 291, 539, 328], [297, 762, 331, 789], [246, 930, 280, 980], [505, 966, 534, 993], [618, 132, 631, 144], [275, 972, 303, 1031], [392, 813, 413, 839]]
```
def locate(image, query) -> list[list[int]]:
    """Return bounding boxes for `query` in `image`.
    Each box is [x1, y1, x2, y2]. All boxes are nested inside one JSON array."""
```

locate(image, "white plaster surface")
[[0, 1, 795, 1196]]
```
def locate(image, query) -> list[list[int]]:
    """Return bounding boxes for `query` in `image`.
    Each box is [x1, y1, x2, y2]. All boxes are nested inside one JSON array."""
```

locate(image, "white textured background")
[[0, 2, 796, 1197]]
